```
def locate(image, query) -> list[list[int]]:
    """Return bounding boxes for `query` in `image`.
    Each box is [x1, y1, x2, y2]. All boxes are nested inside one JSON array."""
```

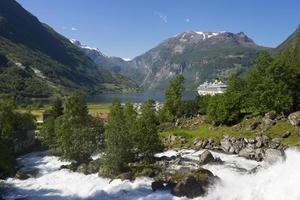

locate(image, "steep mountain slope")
[[126, 31, 269, 91], [0, 0, 136, 98], [70, 39, 129, 74], [275, 25, 300, 53], [70, 39, 145, 88]]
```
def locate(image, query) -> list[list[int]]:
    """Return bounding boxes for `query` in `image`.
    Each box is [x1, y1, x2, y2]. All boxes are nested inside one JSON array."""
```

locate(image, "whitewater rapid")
[[1, 149, 300, 200]]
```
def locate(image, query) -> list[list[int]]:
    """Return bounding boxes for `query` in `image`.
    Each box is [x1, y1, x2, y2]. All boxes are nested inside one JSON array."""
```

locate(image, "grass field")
[[160, 117, 300, 147], [17, 103, 111, 121]]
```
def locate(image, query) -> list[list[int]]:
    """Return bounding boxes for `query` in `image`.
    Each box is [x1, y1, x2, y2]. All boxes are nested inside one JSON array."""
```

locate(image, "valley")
[[1, 1, 300, 200]]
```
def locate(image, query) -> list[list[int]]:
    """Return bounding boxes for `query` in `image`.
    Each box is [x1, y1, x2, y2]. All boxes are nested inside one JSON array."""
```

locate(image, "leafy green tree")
[[123, 102, 137, 134], [123, 102, 138, 158], [0, 99, 16, 176], [207, 93, 242, 125], [0, 98, 35, 176], [50, 97, 64, 118], [195, 95, 211, 115], [134, 100, 162, 162], [104, 100, 132, 173], [53, 93, 104, 162], [242, 51, 295, 114], [160, 75, 185, 122], [63, 93, 89, 123], [40, 98, 63, 149]]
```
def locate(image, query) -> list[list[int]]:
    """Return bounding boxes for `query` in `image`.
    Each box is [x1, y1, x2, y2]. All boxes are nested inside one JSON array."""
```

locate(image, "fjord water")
[[85, 91, 197, 103], [2, 149, 300, 200]]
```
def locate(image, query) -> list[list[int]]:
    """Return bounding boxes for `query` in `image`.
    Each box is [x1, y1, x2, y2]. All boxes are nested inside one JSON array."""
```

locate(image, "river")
[[2, 148, 300, 199]]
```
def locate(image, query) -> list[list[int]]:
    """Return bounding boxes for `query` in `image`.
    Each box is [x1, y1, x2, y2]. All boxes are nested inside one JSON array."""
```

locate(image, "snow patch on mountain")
[[70, 39, 107, 57], [195, 31, 221, 40]]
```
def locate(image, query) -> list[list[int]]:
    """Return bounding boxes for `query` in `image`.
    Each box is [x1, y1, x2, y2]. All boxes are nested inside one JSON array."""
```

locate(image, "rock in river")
[[288, 111, 300, 126], [198, 150, 222, 165], [264, 148, 286, 164]]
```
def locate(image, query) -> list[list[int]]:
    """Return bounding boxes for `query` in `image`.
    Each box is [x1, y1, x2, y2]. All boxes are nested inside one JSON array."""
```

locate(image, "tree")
[[0, 98, 35, 177], [63, 93, 88, 123], [134, 100, 162, 162], [40, 97, 63, 149], [242, 51, 295, 114], [39, 117, 56, 150], [50, 97, 64, 118], [104, 100, 132, 173], [52, 93, 104, 162], [160, 75, 185, 122], [0, 99, 16, 176]]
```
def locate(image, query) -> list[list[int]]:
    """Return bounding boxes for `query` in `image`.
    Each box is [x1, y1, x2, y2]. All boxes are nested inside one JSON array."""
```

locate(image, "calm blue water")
[[85, 92, 197, 103]]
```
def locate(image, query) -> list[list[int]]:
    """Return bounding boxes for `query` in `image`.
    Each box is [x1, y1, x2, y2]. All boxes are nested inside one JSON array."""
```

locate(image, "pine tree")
[[160, 75, 185, 122], [54, 93, 103, 162], [40, 97, 63, 149], [135, 100, 162, 162], [123, 102, 138, 159], [104, 100, 132, 173], [50, 97, 64, 118], [0, 99, 16, 176]]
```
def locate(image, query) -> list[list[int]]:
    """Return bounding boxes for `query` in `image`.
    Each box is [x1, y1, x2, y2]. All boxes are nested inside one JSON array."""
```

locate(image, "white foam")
[[2, 149, 300, 199]]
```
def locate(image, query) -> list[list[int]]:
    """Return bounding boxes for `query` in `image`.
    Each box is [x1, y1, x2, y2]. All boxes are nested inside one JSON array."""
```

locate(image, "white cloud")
[[155, 12, 167, 23], [185, 18, 190, 23], [122, 58, 131, 61], [71, 27, 78, 31]]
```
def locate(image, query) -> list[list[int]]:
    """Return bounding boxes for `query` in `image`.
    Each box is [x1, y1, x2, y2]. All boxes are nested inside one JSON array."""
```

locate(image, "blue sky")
[[17, 0, 300, 59]]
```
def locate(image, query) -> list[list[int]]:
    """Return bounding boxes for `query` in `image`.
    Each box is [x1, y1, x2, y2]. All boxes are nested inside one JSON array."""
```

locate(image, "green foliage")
[[0, 98, 35, 176], [0, 99, 16, 176], [104, 100, 133, 173], [49, 98, 64, 118], [0, 0, 138, 98], [0, 63, 54, 98], [134, 100, 162, 162], [40, 93, 104, 163], [207, 47, 300, 125], [195, 95, 211, 115], [160, 75, 185, 122], [39, 117, 56, 150], [179, 100, 199, 117], [207, 93, 242, 125]]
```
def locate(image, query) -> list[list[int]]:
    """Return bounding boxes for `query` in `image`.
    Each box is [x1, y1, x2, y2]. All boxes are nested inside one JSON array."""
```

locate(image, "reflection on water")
[[86, 92, 197, 103]]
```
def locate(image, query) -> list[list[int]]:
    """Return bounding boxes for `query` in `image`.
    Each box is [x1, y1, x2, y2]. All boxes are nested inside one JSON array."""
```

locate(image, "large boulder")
[[76, 163, 88, 175], [151, 180, 165, 191], [198, 150, 222, 165], [220, 135, 232, 152], [288, 111, 300, 126], [221, 136, 245, 154], [171, 168, 217, 198], [238, 147, 255, 160], [171, 175, 203, 198], [265, 111, 277, 120], [263, 148, 286, 164], [14, 171, 30, 180]]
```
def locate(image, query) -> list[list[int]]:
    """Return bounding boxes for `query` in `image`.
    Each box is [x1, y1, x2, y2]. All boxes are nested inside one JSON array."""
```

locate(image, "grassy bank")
[[160, 117, 300, 147], [17, 103, 112, 121]]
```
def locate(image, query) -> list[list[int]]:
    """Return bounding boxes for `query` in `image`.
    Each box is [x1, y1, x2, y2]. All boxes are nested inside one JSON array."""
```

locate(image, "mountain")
[[70, 39, 130, 74], [0, 0, 137, 99], [70, 39, 145, 87], [124, 31, 269, 91], [275, 25, 300, 53]]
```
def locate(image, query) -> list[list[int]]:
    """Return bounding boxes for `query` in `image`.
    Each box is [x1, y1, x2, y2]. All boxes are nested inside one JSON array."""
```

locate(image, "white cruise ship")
[[197, 80, 227, 96]]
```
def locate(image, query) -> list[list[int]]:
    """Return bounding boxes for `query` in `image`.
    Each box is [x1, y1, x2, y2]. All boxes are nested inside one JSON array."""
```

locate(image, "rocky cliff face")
[[127, 31, 268, 91], [72, 31, 269, 92]]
